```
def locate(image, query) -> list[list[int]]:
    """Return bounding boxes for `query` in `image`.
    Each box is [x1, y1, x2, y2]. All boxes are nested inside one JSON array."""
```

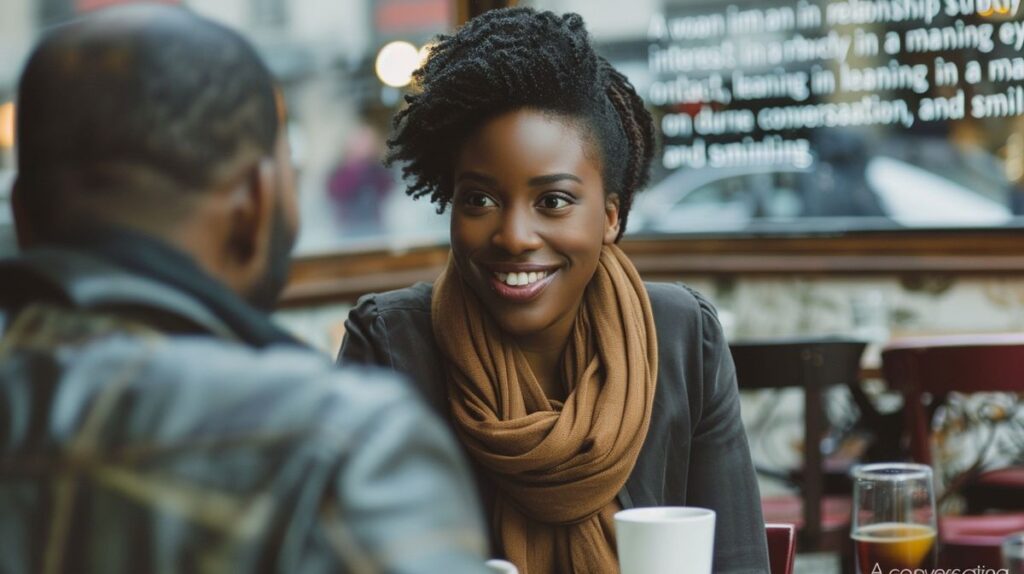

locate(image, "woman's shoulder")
[[352, 282, 434, 318], [341, 282, 448, 414], [643, 281, 729, 373], [342, 282, 437, 361], [643, 282, 721, 334]]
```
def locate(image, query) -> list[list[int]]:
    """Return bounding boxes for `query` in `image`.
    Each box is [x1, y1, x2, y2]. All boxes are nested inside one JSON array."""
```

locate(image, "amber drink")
[[851, 464, 937, 574], [853, 522, 936, 571]]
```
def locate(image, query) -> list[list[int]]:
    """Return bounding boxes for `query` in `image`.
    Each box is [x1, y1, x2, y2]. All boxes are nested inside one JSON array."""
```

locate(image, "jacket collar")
[[0, 227, 301, 349]]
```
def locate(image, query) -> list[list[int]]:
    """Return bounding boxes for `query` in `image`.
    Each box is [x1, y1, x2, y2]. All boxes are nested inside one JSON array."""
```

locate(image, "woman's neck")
[[513, 306, 579, 403], [520, 346, 566, 402]]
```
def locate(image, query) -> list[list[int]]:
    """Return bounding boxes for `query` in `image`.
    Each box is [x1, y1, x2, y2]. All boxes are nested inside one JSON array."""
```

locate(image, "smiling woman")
[[336, 7, 770, 574], [449, 110, 617, 363]]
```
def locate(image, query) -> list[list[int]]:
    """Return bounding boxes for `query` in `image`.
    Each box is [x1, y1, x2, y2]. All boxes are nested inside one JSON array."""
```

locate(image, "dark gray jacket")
[[339, 281, 771, 573], [0, 239, 490, 574]]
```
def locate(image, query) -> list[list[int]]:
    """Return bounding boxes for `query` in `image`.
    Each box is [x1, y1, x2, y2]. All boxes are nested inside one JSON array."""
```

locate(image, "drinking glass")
[[851, 463, 937, 574], [1004, 532, 1024, 574]]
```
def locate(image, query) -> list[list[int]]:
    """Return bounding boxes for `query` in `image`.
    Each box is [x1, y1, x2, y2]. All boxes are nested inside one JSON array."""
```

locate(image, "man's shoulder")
[[4, 334, 418, 451], [131, 337, 416, 431], [0, 332, 489, 572]]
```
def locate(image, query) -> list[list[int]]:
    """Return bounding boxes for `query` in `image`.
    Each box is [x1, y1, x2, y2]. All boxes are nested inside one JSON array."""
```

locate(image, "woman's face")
[[450, 108, 619, 347]]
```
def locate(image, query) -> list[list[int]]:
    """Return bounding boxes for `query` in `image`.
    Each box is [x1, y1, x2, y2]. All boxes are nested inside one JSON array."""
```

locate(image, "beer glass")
[[1003, 532, 1024, 574], [852, 463, 937, 574]]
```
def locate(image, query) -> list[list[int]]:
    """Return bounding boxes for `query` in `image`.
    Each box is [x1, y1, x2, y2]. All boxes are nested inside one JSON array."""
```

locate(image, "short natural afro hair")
[[387, 7, 655, 241]]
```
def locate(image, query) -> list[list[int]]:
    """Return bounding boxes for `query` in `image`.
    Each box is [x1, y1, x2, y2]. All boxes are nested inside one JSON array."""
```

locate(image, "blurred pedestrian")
[[327, 123, 394, 236]]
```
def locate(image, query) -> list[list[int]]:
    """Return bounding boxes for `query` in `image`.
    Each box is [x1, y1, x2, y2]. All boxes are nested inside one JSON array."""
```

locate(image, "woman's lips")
[[487, 269, 558, 302]]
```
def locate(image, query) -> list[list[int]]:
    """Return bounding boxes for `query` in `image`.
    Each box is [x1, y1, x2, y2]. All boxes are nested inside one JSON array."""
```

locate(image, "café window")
[[524, 0, 1024, 236], [3, 0, 1023, 260], [0, 0, 454, 257]]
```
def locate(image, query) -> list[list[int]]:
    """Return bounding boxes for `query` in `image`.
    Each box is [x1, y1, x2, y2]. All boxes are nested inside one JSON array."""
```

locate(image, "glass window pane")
[[524, 0, 1024, 235], [0, 0, 455, 256]]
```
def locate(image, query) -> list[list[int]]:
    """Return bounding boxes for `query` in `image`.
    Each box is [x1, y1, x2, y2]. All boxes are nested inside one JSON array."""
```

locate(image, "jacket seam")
[[376, 311, 397, 372]]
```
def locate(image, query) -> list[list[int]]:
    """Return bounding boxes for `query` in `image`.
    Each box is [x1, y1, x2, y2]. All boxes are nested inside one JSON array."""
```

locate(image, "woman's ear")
[[603, 193, 621, 245]]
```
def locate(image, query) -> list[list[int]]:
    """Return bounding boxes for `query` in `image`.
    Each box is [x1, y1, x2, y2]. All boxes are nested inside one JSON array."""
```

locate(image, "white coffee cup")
[[615, 506, 716, 574], [484, 559, 519, 574]]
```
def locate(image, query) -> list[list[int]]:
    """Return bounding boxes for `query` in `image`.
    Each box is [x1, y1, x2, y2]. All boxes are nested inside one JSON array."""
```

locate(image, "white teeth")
[[494, 270, 550, 287]]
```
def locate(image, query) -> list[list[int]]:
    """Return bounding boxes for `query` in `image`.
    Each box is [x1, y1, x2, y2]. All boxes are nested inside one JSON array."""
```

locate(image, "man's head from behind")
[[13, 4, 298, 309]]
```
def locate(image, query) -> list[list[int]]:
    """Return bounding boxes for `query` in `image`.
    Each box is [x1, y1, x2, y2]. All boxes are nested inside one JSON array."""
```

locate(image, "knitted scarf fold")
[[431, 244, 658, 574]]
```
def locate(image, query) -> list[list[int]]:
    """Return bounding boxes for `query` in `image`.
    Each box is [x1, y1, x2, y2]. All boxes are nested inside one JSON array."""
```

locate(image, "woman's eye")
[[539, 194, 573, 210], [462, 192, 496, 208]]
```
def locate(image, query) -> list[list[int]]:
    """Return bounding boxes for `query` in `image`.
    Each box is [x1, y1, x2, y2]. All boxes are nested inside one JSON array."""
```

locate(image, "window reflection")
[[527, 0, 1024, 235], [0, 0, 452, 256], [3, 0, 1023, 255]]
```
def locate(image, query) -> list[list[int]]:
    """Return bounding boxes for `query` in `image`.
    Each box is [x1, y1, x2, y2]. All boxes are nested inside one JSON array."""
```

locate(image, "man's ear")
[[11, 176, 37, 249], [225, 159, 276, 269], [603, 193, 621, 245]]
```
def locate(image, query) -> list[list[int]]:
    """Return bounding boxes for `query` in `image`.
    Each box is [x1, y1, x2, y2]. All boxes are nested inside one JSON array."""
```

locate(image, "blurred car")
[[866, 156, 1012, 228], [628, 147, 1015, 235]]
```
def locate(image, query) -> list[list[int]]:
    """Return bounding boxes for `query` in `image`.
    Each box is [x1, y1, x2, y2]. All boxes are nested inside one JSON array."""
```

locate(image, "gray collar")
[[0, 248, 238, 341]]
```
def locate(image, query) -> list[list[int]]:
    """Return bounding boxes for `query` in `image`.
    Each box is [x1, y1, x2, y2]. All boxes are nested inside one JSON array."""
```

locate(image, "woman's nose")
[[491, 206, 542, 255]]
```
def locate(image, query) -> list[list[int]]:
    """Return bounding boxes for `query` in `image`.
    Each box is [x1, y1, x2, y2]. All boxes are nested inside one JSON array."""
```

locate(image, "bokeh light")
[[375, 41, 420, 88], [0, 102, 14, 150]]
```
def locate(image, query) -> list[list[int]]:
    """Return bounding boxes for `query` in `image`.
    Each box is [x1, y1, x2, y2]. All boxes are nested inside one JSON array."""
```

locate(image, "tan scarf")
[[431, 244, 658, 574]]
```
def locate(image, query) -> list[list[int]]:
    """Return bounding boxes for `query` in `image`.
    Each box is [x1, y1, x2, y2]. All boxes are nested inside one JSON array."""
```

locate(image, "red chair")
[[939, 513, 1024, 568], [766, 523, 797, 574], [963, 466, 1024, 513], [882, 334, 1024, 567]]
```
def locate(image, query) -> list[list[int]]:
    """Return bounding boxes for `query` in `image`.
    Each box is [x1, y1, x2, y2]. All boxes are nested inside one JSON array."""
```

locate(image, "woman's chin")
[[483, 307, 547, 338]]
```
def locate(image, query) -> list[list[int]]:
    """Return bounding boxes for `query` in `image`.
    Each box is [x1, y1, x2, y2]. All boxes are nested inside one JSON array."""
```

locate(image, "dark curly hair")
[[387, 7, 655, 241]]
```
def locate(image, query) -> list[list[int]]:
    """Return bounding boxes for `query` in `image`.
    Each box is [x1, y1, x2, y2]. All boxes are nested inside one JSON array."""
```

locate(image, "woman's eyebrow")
[[528, 173, 582, 186], [456, 171, 498, 186]]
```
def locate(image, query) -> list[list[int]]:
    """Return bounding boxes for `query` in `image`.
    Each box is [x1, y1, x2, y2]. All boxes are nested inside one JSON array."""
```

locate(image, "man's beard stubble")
[[246, 205, 294, 311]]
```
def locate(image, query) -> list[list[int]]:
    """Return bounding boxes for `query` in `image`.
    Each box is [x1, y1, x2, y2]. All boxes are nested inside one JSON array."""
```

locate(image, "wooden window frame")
[[281, 230, 1024, 307]]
